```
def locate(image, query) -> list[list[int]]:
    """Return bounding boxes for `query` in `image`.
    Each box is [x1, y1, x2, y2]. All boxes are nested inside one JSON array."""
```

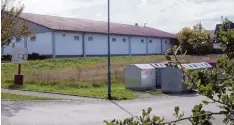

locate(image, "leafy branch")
[[162, 111, 223, 125]]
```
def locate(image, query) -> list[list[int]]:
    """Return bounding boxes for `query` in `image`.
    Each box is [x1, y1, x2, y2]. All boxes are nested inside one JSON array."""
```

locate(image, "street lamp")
[[107, 0, 112, 99]]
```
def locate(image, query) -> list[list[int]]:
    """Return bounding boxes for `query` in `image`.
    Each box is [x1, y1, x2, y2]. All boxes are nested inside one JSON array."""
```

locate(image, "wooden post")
[[18, 64, 21, 75], [12, 46, 24, 85], [14, 64, 23, 85]]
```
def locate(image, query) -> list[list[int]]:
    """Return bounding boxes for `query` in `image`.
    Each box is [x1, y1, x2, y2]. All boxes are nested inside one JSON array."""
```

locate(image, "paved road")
[[2, 94, 227, 125]]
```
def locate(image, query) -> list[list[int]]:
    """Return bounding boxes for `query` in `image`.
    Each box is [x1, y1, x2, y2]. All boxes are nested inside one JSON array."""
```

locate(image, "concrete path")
[[2, 94, 226, 125]]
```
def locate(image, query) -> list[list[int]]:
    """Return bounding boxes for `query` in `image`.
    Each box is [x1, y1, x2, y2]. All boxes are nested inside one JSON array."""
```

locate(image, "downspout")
[[24, 37, 27, 49], [1, 47, 4, 55], [128, 36, 131, 56], [160, 38, 163, 54], [82, 32, 86, 57], [52, 31, 56, 58], [146, 37, 149, 55]]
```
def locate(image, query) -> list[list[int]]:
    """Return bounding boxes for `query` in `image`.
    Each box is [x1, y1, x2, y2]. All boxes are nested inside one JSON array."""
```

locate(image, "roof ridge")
[[21, 12, 150, 28], [20, 12, 177, 38]]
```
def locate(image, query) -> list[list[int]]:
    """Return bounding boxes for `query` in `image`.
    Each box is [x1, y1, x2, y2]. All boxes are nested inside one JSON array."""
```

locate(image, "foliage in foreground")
[[105, 17, 234, 125]]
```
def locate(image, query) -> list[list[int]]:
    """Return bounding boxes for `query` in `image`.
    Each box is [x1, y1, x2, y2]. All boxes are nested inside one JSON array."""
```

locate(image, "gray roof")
[[19, 13, 177, 38]]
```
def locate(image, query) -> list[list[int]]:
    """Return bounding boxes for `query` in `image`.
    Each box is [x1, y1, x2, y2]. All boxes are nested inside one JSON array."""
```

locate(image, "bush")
[[177, 23, 213, 55], [1, 54, 12, 61], [1, 52, 47, 61], [28, 52, 47, 60]]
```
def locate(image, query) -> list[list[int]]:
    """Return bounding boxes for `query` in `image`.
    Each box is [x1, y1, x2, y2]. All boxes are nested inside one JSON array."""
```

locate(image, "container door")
[[141, 69, 155, 88]]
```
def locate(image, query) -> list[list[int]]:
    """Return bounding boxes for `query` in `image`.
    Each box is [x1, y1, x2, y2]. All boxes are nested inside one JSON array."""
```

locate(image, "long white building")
[[2, 13, 177, 58]]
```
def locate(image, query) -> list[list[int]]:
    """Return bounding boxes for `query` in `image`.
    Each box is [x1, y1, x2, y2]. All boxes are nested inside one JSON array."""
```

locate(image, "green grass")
[[1, 55, 220, 100], [2, 82, 136, 100], [1, 92, 56, 100], [1, 54, 219, 71]]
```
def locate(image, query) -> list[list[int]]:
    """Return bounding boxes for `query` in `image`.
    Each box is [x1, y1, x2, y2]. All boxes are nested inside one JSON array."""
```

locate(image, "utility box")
[[124, 64, 156, 90], [150, 63, 167, 88]]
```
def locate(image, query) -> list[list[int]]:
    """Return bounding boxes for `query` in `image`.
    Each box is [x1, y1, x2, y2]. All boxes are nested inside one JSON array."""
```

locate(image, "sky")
[[18, 0, 234, 33]]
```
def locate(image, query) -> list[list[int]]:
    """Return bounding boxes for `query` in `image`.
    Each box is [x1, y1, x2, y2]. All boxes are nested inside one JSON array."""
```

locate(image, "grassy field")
[[1, 55, 220, 100], [1, 92, 55, 100]]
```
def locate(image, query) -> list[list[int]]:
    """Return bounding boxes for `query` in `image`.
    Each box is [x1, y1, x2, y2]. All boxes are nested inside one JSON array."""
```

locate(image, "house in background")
[[208, 30, 221, 53], [212, 23, 234, 53], [2, 13, 177, 58]]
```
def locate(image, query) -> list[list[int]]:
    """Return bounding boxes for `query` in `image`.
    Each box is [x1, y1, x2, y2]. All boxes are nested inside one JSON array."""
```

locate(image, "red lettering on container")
[[144, 71, 152, 75]]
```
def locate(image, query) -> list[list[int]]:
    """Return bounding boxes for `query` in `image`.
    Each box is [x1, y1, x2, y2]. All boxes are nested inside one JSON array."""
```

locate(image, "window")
[[74, 36, 79, 40], [165, 40, 167, 44], [141, 39, 144, 43], [149, 40, 152, 43], [112, 38, 116, 42], [123, 38, 126, 42], [88, 36, 93, 41], [16, 37, 21, 42], [30, 36, 36, 41]]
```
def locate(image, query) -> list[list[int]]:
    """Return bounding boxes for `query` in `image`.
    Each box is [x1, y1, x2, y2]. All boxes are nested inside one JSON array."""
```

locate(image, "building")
[[212, 23, 234, 53], [2, 13, 177, 58]]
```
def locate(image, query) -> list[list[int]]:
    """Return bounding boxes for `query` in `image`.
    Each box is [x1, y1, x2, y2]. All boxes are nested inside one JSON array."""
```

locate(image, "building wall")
[[110, 35, 129, 55], [2, 32, 52, 55], [130, 36, 147, 54], [2, 18, 52, 55], [27, 32, 52, 55], [148, 38, 161, 54], [85, 33, 108, 55], [2, 38, 25, 55], [162, 38, 171, 53], [55, 32, 83, 56], [2, 31, 173, 57], [18, 18, 51, 33]]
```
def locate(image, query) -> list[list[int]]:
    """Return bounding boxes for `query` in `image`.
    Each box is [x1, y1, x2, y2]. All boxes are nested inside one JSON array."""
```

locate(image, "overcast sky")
[[19, 0, 234, 33]]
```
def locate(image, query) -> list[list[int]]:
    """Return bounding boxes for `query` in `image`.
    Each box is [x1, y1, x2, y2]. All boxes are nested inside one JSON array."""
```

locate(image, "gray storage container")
[[161, 62, 213, 93], [150, 63, 167, 88], [124, 64, 156, 90], [161, 65, 189, 93]]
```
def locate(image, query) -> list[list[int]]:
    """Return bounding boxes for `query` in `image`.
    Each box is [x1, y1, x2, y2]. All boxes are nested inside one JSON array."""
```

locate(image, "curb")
[[2, 87, 106, 100], [1, 99, 71, 102]]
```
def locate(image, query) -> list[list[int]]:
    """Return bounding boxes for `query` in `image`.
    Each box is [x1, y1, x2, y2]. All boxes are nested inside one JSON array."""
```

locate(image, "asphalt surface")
[[1, 94, 227, 125]]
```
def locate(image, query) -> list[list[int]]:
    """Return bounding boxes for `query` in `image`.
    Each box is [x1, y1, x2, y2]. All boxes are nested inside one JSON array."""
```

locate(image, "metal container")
[[150, 63, 167, 88], [161, 63, 199, 93], [161, 66, 188, 93], [199, 62, 213, 69], [161, 62, 213, 93], [124, 64, 156, 90]]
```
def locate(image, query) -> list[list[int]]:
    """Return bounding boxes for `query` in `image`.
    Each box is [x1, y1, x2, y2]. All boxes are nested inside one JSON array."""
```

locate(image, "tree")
[[104, 18, 234, 125], [214, 18, 234, 59], [177, 23, 213, 55], [1, 0, 34, 47]]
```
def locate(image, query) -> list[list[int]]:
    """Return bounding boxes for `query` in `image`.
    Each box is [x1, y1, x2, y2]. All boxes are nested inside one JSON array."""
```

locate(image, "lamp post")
[[107, 0, 112, 99]]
